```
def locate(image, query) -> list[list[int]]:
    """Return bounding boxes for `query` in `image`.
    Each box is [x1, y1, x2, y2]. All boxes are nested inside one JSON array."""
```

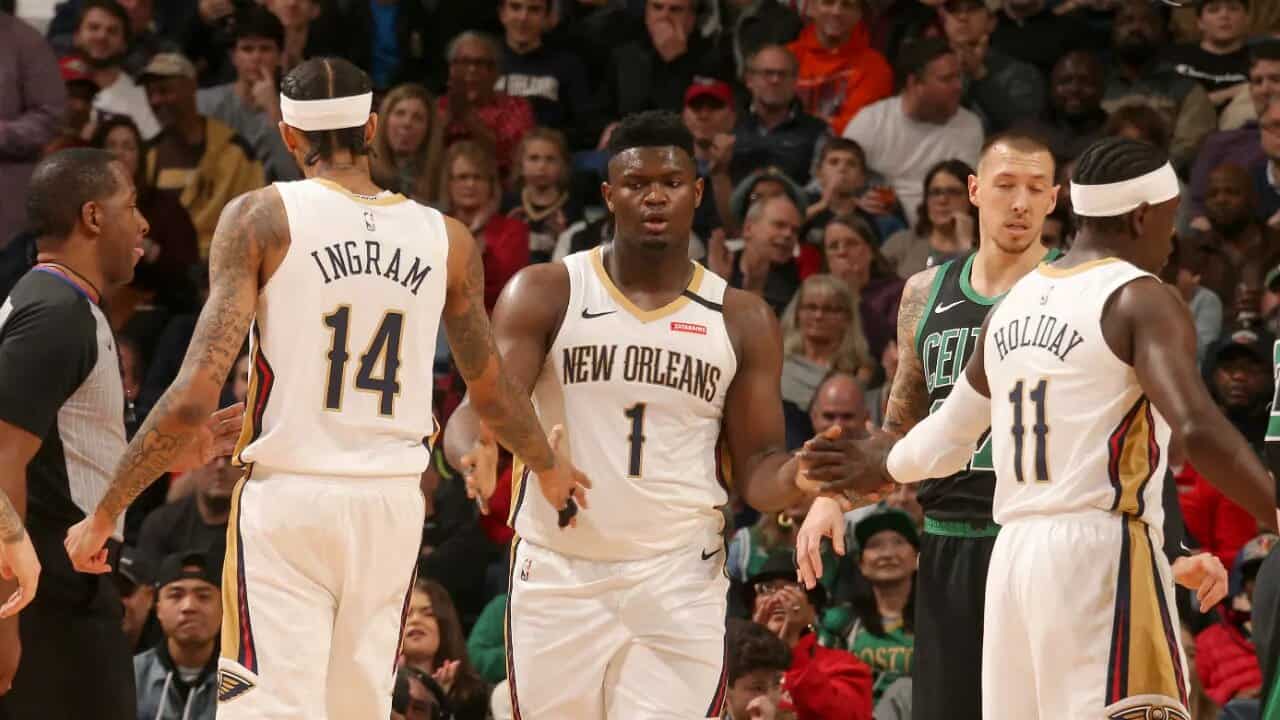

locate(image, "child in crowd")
[[804, 138, 904, 246], [502, 127, 583, 264]]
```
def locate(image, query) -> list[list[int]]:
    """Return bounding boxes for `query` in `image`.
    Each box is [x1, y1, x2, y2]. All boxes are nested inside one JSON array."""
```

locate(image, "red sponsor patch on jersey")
[[670, 321, 707, 335]]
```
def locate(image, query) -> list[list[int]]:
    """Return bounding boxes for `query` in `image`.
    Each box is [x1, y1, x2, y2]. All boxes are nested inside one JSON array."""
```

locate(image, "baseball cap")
[[59, 55, 98, 89], [154, 549, 222, 590], [115, 545, 154, 588], [684, 77, 732, 108], [140, 53, 197, 82], [1211, 327, 1274, 367], [746, 550, 828, 609], [854, 508, 920, 550]]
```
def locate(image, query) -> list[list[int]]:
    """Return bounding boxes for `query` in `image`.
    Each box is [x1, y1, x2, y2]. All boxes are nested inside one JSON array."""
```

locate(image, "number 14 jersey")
[[233, 179, 448, 478], [513, 247, 738, 561], [983, 258, 1170, 528]]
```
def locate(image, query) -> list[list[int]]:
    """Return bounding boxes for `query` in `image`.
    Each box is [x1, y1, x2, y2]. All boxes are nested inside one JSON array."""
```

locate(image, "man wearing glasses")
[[733, 45, 829, 187]]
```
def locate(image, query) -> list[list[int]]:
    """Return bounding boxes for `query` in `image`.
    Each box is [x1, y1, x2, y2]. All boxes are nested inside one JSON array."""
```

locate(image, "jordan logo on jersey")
[[560, 343, 723, 402], [990, 314, 1085, 363]]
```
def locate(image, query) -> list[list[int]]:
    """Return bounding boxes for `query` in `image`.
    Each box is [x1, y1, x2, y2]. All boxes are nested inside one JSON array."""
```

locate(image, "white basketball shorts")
[[216, 470, 424, 720], [982, 512, 1190, 720]]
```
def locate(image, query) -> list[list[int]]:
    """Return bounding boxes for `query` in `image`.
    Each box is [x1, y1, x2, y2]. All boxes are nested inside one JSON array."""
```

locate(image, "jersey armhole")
[[913, 263, 950, 355], [1097, 272, 1158, 369]]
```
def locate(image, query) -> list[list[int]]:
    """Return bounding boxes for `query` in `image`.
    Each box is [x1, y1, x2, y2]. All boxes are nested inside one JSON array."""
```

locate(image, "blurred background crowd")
[[4, 0, 1280, 717]]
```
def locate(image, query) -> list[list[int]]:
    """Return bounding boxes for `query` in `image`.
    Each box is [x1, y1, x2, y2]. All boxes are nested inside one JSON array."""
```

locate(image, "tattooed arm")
[[65, 187, 282, 572], [882, 266, 938, 437], [441, 218, 588, 512]]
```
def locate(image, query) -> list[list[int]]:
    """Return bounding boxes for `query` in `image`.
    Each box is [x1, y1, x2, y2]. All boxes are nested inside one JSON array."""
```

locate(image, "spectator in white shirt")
[[842, 38, 982, 226]]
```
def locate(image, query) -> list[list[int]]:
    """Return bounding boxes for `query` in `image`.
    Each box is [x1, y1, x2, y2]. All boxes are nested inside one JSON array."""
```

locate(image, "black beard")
[[1211, 216, 1252, 238], [1115, 40, 1158, 67], [202, 493, 232, 516]]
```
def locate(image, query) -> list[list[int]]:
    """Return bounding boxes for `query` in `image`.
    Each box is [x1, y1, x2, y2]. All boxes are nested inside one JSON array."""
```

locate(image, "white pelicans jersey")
[[512, 247, 738, 561], [232, 178, 447, 477], [983, 257, 1171, 529]]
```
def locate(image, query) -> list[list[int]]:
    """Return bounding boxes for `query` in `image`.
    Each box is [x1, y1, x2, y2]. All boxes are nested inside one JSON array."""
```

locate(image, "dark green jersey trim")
[[915, 262, 952, 355]]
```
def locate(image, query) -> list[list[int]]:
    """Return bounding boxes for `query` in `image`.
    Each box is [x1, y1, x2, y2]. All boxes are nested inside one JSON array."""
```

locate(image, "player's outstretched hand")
[[1172, 552, 1229, 612], [797, 424, 896, 495], [536, 425, 591, 529], [460, 422, 499, 514], [0, 532, 39, 618], [795, 495, 847, 590], [63, 511, 114, 575], [170, 402, 246, 474]]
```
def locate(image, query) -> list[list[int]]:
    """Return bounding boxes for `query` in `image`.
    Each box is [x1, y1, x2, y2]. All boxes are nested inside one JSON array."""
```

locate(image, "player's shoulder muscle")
[[722, 286, 781, 371], [492, 261, 572, 349], [211, 185, 289, 282]]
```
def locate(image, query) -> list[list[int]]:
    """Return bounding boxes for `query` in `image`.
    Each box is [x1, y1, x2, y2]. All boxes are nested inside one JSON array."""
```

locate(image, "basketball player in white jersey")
[[442, 111, 811, 719], [63, 57, 587, 719], [795, 136, 1276, 718]]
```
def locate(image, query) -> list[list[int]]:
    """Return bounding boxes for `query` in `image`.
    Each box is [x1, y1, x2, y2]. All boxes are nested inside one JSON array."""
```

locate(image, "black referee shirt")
[[0, 268, 127, 611]]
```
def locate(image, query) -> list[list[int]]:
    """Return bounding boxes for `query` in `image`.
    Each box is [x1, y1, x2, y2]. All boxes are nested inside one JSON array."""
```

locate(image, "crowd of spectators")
[[5, 0, 1280, 717]]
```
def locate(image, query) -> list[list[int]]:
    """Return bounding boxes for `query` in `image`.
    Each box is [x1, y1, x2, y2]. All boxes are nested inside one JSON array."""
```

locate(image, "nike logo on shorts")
[[934, 300, 965, 314]]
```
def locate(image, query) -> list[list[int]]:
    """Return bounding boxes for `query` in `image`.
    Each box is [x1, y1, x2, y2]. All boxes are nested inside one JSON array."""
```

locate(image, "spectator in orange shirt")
[[787, 0, 893, 134]]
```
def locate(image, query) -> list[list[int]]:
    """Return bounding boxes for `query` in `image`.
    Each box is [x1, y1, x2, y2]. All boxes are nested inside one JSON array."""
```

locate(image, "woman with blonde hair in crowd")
[[823, 213, 906, 360], [438, 141, 530, 312], [371, 83, 445, 204], [502, 127, 583, 264], [779, 274, 875, 410], [399, 578, 490, 720]]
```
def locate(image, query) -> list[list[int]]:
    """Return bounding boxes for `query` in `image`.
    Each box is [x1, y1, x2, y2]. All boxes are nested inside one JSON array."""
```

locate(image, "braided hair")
[[1069, 136, 1168, 235], [280, 57, 373, 167]]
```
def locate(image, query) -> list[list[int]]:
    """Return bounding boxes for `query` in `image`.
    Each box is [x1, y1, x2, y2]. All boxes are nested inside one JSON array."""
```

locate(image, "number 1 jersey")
[[232, 179, 447, 477], [512, 247, 738, 561], [983, 258, 1170, 528]]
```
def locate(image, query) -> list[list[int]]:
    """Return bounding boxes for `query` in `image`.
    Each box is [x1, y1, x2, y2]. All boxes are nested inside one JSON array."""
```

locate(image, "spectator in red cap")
[[787, 0, 893, 135], [683, 77, 738, 234], [45, 55, 99, 155]]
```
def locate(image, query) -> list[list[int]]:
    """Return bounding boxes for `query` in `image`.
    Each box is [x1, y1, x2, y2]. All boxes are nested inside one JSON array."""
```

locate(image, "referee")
[[0, 149, 237, 718]]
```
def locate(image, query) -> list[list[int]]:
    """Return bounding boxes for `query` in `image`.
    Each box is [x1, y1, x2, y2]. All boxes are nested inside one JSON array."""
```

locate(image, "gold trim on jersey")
[[508, 458, 529, 527], [311, 177, 409, 206], [1107, 398, 1159, 517], [589, 246, 705, 323], [1105, 517, 1188, 708], [1038, 256, 1122, 278], [220, 473, 258, 674], [232, 325, 275, 467]]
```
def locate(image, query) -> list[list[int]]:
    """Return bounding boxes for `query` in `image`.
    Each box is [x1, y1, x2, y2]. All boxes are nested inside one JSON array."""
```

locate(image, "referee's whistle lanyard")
[[33, 260, 102, 305], [32, 261, 136, 424]]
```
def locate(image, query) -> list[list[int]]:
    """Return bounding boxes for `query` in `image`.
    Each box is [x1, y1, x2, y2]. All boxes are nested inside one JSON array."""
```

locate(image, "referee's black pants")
[[0, 530, 134, 720], [913, 519, 999, 720]]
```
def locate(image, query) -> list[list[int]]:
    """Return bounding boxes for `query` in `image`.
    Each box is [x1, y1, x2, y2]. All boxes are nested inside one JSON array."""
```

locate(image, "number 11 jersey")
[[513, 247, 738, 561], [232, 179, 448, 478], [983, 258, 1171, 528]]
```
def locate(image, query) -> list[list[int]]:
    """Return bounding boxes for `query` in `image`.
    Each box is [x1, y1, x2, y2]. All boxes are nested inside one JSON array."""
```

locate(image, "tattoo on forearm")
[[0, 498, 23, 545], [98, 190, 280, 519], [883, 270, 935, 437], [444, 243, 554, 471]]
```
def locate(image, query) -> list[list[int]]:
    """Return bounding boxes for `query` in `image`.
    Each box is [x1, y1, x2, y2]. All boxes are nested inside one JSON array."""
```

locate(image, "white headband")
[[279, 92, 373, 132], [1070, 162, 1180, 217]]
